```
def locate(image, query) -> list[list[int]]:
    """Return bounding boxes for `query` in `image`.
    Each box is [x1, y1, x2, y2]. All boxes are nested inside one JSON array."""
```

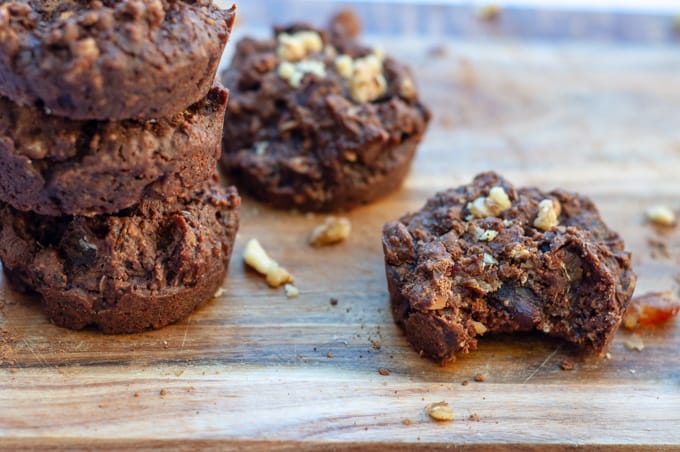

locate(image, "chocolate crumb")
[[469, 413, 480, 422], [402, 418, 413, 426], [371, 340, 382, 350], [326, 352, 334, 359], [461, 380, 469, 386], [474, 373, 485, 382], [559, 359, 575, 371], [160, 389, 168, 397], [134, 392, 140, 398], [330, 298, 339, 306], [378, 368, 391, 376]]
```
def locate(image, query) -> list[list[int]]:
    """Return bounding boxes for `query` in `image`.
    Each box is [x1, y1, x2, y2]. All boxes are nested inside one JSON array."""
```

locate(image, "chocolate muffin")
[[0, 1, 235, 120], [221, 15, 431, 211], [0, 82, 228, 217], [382, 172, 636, 365], [0, 177, 241, 333]]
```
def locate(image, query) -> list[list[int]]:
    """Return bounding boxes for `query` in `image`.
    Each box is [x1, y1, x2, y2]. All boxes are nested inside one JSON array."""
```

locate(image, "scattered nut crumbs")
[[477, 4, 502, 21], [243, 238, 294, 288], [623, 292, 680, 329], [474, 373, 485, 382], [426, 401, 454, 422], [160, 389, 168, 397], [402, 418, 413, 426], [378, 368, 391, 376], [623, 334, 645, 352], [309, 217, 351, 246], [213, 288, 225, 298], [284, 283, 299, 299], [326, 352, 334, 359], [646, 205, 677, 227], [469, 413, 481, 422], [559, 359, 575, 371]]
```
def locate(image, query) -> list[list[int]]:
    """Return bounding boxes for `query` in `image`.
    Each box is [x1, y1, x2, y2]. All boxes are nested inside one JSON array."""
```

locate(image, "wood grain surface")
[[2, 5, 680, 450]]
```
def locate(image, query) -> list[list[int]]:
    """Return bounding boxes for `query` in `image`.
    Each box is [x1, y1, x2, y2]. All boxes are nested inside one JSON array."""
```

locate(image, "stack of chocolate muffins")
[[0, 1, 241, 333]]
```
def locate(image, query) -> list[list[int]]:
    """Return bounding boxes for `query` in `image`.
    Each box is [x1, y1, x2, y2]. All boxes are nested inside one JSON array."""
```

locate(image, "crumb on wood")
[[378, 368, 391, 376], [426, 401, 454, 422], [647, 237, 671, 259], [160, 388, 168, 397], [559, 359, 575, 371], [174, 369, 184, 377], [461, 380, 469, 386], [623, 291, 680, 329], [371, 340, 381, 350], [134, 392, 140, 398], [402, 418, 413, 426], [623, 334, 645, 352], [469, 413, 480, 422], [309, 217, 352, 247], [605, 352, 612, 360], [284, 283, 299, 299], [474, 373, 485, 382], [326, 352, 334, 359], [213, 287, 225, 298], [330, 297, 338, 306]]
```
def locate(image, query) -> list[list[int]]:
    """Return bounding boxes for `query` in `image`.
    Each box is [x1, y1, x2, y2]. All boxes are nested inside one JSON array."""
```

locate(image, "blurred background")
[[219, 0, 680, 42]]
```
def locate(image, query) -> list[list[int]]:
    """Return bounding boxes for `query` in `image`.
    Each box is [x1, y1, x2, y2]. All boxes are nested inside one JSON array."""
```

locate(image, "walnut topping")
[[476, 228, 498, 242], [646, 205, 676, 227], [399, 77, 416, 99], [533, 199, 561, 231], [309, 217, 352, 247], [623, 334, 645, 352], [467, 186, 512, 219], [349, 54, 387, 103], [334, 54, 354, 79], [278, 60, 326, 88], [483, 253, 498, 266], [277, 30, 323, 62], [244, 239, 294, 288], [471, 321, 488, 335], [426, 401, 454, 422]]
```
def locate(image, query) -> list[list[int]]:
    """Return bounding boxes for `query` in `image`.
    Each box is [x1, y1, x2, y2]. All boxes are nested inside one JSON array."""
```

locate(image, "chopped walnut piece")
[[349, 54, 387, 103], [426, 401, 454, 422], [533, 199, 561, 231], [471, 321, 488, 335], [476, 228, 498, 242], [334, 54, 354, 79], [467, 186, 512, 219], [278, 60, 327, 88], [244, 239, 294, 288], [277, 30, 323, 62], [646, 205, 677, 227], [309, 217, 351, 247], [622, 291, 680, 329], [623, 334, 645, 352], [399, 77, 416, 99]]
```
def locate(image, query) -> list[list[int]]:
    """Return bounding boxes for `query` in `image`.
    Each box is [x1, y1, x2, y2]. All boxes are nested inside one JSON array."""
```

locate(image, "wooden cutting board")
[[2, 7, 680, 450]]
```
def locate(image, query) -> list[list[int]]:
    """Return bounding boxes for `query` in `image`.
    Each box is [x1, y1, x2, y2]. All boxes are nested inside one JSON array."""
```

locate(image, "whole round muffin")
[[0, 176, 241, 334], [0, 1, 235, 120], [221, 14, 431, 212], [383, 172, 636, 365], [0, 82, 228, 217]]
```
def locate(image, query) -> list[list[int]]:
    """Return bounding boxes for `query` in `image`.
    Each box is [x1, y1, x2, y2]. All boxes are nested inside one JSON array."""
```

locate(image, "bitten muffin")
[[0, 177, 241, 333], [0, 83, 228, 216], [382, 172, 636, 365], [0, 1, 235, 120], [221, 13, 431, 211]]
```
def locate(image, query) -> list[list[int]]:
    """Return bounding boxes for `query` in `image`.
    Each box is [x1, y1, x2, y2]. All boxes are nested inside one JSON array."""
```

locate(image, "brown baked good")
[[0, 177, 241, 333], [221, 16, 430, 211], [0, 1, 235, 120], [382, 172, 636, 364], [0, 83, 228, 216]]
